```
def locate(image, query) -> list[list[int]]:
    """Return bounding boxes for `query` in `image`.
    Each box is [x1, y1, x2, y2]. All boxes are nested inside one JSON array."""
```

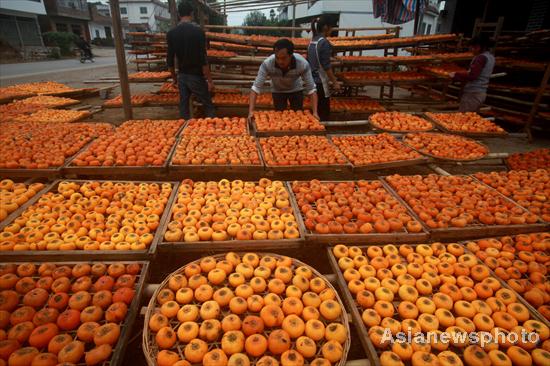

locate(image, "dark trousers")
[[178, 73, 215, 119], [272, 91, 304, 111], [316, 83, 330, 121]]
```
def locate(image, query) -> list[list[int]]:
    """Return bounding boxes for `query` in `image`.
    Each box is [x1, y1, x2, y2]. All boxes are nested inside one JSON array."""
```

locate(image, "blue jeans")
[[178, 73, 215, 119]]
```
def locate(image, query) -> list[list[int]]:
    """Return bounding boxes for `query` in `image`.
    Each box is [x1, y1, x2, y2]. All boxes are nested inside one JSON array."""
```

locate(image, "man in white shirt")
[[249, 38, 319, 118]]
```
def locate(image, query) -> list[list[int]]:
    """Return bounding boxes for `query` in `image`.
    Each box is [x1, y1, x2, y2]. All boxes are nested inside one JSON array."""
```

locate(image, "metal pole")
[[109, 0, 133, 120], [291, 1, 296, 38], [168, 0, 179, 27]]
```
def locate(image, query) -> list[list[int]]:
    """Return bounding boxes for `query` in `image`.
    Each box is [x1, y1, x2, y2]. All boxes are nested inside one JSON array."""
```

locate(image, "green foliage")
[[42, 32, 79, 56], [242, 10, 291, 37], [47, 48, 61, 59]]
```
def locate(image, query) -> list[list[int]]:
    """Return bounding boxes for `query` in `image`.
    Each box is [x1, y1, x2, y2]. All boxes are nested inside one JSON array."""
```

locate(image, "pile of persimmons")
[[0, 261, 142, 365], [291, 180, 424, 235], [474, 170, 550, 222], [426, 112, 506, 134], [0, 122, 113, 170], [213, 94, 272, 106], [370, 112, 433, 132], [260, 136, 346, 167], [171, 136, 262, 166], [331, 242, 550, 366], [331, 134, 422, 166], [183, 118, 247, 136], [146, 252, 348, 366], [72, 120, 182, 167], [404, 133, 488, 160], [163, 179, 300, 243], [465, 233, 550, 319], [11, 109, 90, 124], [0, 179, 45, 222], [0, 180, 173, 252], [385, 174, 540, 229], [254, 111, 325, 132], [207, 50, 238, 58], [128, 71, 171, 81], [506, 149, 550, 170]]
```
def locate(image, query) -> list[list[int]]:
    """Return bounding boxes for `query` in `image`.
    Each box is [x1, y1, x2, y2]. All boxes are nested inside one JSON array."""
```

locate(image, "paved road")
[[0, 55, 121, 82]]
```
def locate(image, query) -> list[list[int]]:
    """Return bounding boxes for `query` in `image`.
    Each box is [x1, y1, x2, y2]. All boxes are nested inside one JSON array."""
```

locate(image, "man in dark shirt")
[[166, 1, 215, 119]]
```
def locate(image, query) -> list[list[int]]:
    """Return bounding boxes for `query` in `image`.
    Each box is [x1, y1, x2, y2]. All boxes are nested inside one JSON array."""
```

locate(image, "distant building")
[[119, 0, 170, 32], [278, 0, 442, 51], [88, 2, 129, 41], [40, 0, 92, 40], [0, 0, 47, 48]]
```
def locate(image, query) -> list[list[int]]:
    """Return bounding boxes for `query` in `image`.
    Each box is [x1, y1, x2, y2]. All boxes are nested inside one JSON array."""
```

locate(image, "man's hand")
[[171, 78, 178, 86], [312, 112, 320, 120], [248, 111, 254, 120], [207, 80, 214, 92], [449, 72, 456, 79], [332, 81, 343, 92]]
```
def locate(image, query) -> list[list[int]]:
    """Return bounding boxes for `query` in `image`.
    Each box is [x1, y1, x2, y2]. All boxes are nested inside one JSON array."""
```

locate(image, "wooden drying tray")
[[156, 183, 306, 252], [327, 242, 550, 366], [423, 112, 508, 138], [288, 181, 430, 244], [339, 75, 438, 86], [327, 134, 430, 173], [168, 134, 265, 176], [131, 59, 165, 64], [1, 260, 150, 366], [63, 123, 185, 176], [258, 139, 353, 174], [250, 116, 326, 137], [331, 34, 458, 52], [462, 244, 550, 328], [0, 137, 98, 178], [208, 55, 264, 66], [0, 179, 180, 261], [402, 133, 490, 162], [368, 112, 436, 133], [380, 175, 549, 241]]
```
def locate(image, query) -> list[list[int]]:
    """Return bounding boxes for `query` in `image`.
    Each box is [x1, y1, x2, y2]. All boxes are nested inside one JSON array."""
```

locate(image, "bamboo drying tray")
[[143, 252, 350, 366]]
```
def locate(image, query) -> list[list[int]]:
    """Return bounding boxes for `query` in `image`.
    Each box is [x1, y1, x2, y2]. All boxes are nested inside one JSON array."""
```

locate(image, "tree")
[[242, 10, 291, 36]]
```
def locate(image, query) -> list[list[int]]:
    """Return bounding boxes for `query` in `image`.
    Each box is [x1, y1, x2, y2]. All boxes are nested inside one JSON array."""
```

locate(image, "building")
[[88, 2, 112, 40], [119, 0, 171, 32], [278, 0, 441, 53], [0, 0, 47, 48], [40, 0, 92, 40]]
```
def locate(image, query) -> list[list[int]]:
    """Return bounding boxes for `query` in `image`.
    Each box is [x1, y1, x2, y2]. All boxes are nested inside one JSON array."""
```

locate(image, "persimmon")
[[28, 323, 59, 348]]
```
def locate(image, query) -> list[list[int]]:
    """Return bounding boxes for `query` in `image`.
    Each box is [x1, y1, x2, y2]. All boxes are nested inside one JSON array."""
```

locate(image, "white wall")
[[120, 1, 169, 31], [89, 22, 106, 39], [0, 0, 46, 15]]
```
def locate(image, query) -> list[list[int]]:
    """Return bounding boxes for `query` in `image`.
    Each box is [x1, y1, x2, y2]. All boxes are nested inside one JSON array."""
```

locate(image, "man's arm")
[[248, 92, 258, 119], [166, 32, 177, 85], [199, 30, 214, 92], [166, 32, 176, 83], [301, 62, 319, 118], [453, 55, 487, 82], [249, 61, 269, 117]]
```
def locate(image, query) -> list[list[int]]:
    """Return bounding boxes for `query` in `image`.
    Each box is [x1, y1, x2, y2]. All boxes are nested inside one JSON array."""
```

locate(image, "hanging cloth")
[[373, 0, 425, 25]]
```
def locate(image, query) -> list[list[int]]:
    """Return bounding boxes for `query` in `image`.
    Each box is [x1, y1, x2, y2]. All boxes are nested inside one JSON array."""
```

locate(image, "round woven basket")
[[143, 252, 351, 366]]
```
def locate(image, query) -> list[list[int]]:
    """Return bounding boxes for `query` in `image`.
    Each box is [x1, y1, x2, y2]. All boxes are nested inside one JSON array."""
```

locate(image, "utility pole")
[[168, 0, 178, 27], [109, 0, 132, 120], [291, 0, 296, 38]]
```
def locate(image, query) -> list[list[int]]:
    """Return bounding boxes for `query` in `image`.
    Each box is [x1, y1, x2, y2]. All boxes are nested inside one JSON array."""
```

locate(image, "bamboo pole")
[[109, 0, 132, 120]]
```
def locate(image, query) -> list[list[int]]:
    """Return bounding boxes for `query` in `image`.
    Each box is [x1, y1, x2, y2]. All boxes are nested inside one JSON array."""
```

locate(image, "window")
[[426, 24, 432, 35], [95, 30, 100, 38], [56, 23, 68, 32], [120, 7, 127, 15], [105, 26, 112, 39], [140, 7, 148, 14], [420, 22, 427, 35]]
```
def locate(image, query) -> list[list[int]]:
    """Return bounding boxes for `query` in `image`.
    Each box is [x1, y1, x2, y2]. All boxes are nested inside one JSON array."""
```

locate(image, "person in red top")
[[451, 35, 495, 112]]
